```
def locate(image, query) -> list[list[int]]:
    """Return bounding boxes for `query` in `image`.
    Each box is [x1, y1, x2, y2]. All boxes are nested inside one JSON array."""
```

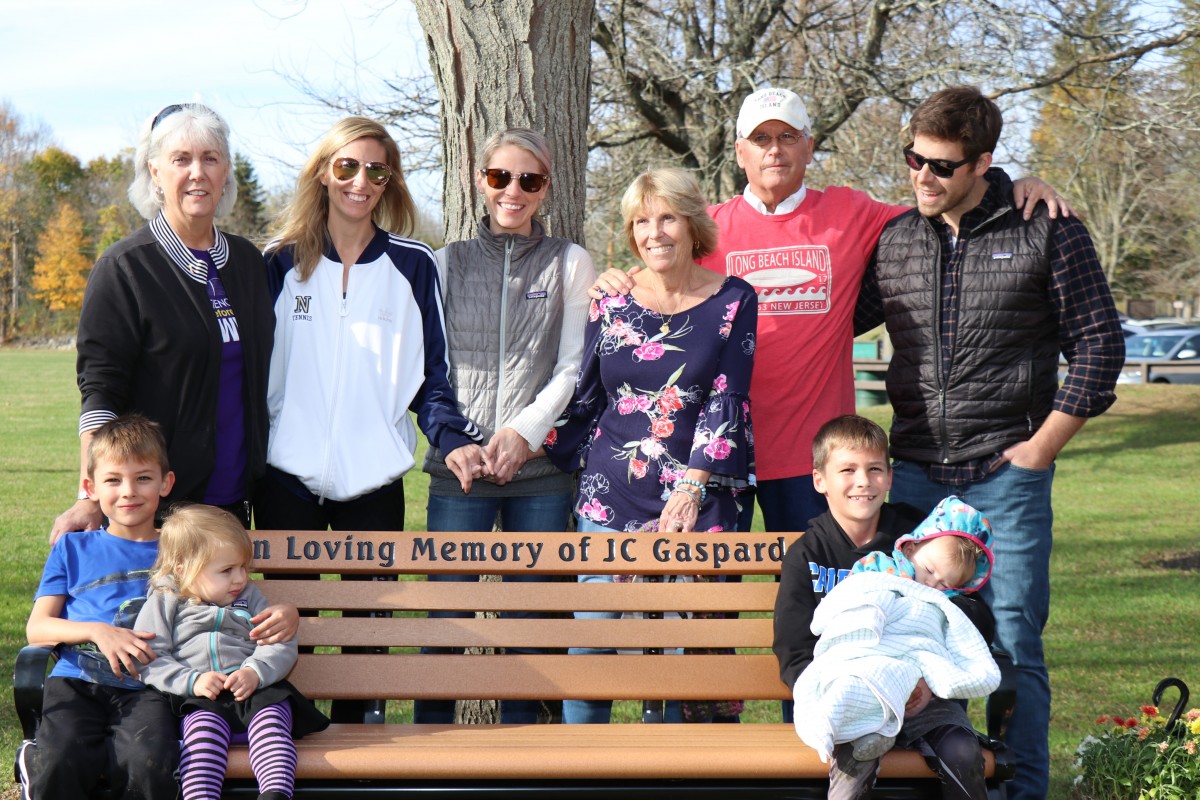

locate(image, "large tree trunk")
[[414, 0, 594, 724], [414, 0, 594, 245]]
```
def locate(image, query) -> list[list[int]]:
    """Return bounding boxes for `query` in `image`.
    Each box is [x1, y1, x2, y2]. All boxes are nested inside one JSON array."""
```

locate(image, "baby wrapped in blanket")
[[792, 496, 999, 763]]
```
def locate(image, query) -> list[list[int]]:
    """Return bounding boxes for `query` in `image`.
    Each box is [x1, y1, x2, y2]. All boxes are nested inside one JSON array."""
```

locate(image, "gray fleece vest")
[[424, 217, 574, 496]]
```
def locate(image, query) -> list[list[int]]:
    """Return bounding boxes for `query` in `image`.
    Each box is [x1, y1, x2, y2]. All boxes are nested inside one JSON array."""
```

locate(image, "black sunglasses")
[[151, 104, 185, 131], [480, 168, 549, 193], [903, 146, 973, 179], [331, 157, 393, 187]]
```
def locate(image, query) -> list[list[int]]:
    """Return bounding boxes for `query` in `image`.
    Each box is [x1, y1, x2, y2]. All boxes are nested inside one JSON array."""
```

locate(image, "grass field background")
[[1, 348, 1197, 797]]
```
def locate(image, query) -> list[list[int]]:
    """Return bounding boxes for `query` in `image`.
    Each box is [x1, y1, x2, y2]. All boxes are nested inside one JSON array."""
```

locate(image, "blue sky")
[[0, 0, 436, 202]]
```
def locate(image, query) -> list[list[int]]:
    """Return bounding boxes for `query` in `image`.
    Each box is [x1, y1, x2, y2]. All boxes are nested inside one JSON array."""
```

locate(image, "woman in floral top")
[[547, 167, 757, 532], [545, 167, 757, 723]]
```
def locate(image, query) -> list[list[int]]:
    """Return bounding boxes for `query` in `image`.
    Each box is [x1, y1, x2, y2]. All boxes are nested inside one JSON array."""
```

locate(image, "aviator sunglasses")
[[480, 168, 549, 193], [331, 157, 393, 187], [903, 145, 973, 179]]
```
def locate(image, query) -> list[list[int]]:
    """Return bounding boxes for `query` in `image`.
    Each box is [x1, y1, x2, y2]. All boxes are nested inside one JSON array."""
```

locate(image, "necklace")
[[653, 275, 690, 334]]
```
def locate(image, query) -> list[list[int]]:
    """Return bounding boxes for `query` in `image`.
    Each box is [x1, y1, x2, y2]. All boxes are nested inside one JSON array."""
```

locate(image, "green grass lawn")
[[2, 348, 1197, 798]]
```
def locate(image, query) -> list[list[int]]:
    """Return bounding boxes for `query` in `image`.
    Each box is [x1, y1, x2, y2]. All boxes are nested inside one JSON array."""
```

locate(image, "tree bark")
[[414, 0, 595, 726], [414, 0, 595, 245]]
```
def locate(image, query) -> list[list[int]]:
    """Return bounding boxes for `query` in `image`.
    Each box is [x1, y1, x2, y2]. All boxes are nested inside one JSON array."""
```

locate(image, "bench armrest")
[[13, 646, 56, 739]]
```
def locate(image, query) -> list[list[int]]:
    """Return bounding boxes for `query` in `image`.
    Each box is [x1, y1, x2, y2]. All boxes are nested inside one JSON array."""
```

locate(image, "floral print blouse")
[[546, 276, 757, 532]]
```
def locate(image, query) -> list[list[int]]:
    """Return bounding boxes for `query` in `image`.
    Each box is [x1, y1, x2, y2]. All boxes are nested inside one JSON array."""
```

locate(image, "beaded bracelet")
[[674, 477, 707, 504], [669, 488, 701, 510]]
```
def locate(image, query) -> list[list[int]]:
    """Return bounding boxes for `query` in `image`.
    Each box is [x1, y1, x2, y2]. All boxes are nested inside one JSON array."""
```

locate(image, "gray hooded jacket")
[[135, 580, 297, 698]]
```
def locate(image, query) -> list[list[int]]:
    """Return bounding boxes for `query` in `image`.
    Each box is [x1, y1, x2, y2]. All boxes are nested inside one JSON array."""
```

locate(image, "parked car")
[[1120, 318, 1191, 338], [1119, 327, 1200, 384]]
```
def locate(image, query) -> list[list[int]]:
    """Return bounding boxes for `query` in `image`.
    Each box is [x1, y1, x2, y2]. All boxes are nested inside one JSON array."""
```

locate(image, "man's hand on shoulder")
[[50, 499, 103, 545]]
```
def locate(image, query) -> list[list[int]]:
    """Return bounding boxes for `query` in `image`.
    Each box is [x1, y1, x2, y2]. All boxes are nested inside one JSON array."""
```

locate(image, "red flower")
[[651, 418, 674, 439], [1124, 717, 1139, 729], [1095, 715, 1109, 724], [1141, 705, 1159, 717]]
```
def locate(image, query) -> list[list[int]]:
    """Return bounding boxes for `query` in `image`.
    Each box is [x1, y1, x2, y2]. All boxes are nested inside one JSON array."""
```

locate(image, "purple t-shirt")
[[193, 249, 247, 504]]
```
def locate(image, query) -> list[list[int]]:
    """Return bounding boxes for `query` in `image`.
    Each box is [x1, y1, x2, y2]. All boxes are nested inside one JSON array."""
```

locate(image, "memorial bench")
[[14, 529, 1013, 799]]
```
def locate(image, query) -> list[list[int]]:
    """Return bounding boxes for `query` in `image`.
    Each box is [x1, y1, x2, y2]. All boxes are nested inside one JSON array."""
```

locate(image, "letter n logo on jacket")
[[294, 295, 312, 314]]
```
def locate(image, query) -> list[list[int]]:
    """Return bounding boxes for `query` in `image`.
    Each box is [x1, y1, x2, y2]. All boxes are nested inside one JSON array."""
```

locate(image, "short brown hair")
[[621, 168, 719, 261], [909, 85, 1002, 163], [86, 414, 170, 477], [152, 504, 253, 600], [812, 414, 890, 472]]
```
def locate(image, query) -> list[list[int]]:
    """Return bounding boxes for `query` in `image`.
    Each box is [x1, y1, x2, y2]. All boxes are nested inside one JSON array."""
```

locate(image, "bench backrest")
[[252, 530, 798, 703]]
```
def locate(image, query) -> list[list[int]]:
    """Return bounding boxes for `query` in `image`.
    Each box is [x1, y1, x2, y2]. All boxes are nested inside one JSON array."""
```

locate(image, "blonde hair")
[[904, 535, 983, 587], [944, 536, 985, 584], [620, 168, 718, 260], [812, 414, 890, 472], [480, 127, 552, 175], [266, 116, 416, 280], [87, 414, 170, 477], [128, 103, 238, 220], [151, 505, 253, 600]]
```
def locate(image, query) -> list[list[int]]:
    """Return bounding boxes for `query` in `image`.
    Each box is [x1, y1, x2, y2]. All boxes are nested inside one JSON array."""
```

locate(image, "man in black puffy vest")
[[855, 86, 1124, 800]]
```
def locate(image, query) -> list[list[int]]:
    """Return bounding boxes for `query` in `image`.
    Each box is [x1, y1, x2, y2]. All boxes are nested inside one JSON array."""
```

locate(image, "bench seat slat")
[[288, 653, 788, 700], [225, 724, 986, 781], [261, 579, 780, 612], [297, 616, 775, 649]]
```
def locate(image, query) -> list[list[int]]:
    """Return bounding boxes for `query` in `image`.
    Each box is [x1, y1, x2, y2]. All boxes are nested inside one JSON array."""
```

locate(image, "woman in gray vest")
[[415, 128, 597, 724]]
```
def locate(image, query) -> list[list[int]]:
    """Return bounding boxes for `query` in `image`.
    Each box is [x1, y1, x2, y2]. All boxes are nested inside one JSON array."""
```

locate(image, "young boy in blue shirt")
[[773, 415, 995, 800], [17, 415, 296, 799]]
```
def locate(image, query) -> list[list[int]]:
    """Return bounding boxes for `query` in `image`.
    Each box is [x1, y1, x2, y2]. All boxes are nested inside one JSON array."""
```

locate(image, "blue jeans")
[[735, 473, 828, 535], [414, 492, 573, 725], [562, 518, 682, 725], [890, 459, 1054, 800], [736, 474, 826, 725]]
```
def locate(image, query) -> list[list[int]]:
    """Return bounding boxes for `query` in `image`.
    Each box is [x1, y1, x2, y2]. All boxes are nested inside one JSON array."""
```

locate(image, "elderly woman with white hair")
[[52, 103, 275, 537]]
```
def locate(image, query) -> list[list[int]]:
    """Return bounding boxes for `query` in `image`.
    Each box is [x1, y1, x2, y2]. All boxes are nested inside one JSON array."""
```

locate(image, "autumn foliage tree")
[[32, 201, 90, 313]]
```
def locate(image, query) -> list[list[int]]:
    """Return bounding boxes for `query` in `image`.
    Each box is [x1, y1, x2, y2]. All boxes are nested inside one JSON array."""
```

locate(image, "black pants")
[[254, 468, 405, 724], [828, 724, 986, 800], [30, 677, 179, 799]]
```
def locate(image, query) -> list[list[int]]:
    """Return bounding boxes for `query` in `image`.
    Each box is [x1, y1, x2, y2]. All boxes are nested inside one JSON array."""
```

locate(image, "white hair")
[[127, 103, 238, 220]]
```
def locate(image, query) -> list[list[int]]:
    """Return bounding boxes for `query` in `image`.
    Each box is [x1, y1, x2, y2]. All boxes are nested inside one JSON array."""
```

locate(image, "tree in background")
[[224, 153, 270, 244], [31, 201, 90, 314], [584, 0, 1200, 260], [1028, 0, 1200, 312], [0, 103, 48, 340], [83, 153, 140, 257]]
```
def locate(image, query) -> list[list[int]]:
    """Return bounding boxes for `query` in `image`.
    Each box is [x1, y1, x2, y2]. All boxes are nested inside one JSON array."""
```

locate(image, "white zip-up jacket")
[[265, 226, 481, 502]]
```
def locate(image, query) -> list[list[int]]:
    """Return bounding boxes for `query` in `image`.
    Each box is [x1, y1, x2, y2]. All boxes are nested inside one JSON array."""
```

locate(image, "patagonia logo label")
[[992, 252, 1013, 260], [526, 291, 548, 300]]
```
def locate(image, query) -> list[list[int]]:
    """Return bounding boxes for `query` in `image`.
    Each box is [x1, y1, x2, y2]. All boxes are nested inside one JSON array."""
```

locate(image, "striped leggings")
[[180, 701, 296, 799]]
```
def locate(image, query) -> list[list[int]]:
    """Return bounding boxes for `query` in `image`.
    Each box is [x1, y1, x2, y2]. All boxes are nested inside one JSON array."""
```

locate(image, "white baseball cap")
[[736, 88, 812, 139]]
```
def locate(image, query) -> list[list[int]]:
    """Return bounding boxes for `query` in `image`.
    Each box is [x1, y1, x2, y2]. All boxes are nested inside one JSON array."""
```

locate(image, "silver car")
[[1119, 328, 1200, 384]]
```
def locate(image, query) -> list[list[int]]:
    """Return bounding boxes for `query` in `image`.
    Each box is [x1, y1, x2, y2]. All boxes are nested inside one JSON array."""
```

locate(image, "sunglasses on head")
[[331, 157, 393, 186], [480, 168, 549, 193], [903, 146, 973, 179], [151, 104, 185, 131]]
